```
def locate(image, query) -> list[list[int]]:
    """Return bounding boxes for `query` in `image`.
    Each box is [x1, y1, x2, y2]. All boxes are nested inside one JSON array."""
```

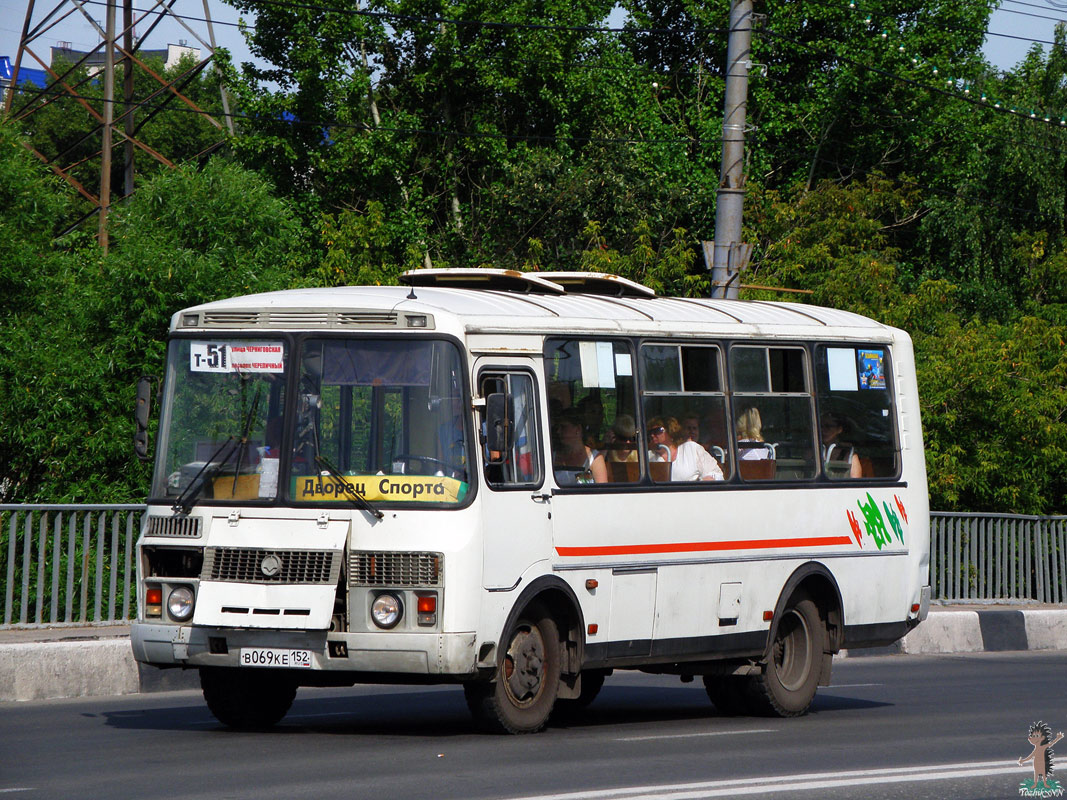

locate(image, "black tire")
[[200, 667, 297, 730], [746, 592, 824, 717], [465, 607, 561, 734], [702, 675, 749, 716]]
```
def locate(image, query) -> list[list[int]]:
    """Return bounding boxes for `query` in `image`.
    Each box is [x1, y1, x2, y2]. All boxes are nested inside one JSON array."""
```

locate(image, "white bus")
[[131, 269, 930, 733]]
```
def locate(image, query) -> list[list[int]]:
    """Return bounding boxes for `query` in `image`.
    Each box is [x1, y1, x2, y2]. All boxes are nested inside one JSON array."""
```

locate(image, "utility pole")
[[708, 0, 753, 300]]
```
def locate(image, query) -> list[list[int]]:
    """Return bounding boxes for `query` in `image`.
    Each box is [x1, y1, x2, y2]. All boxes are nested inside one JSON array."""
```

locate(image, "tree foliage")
[[0, 150, 309, 502], [3, 0, 1067, 513]]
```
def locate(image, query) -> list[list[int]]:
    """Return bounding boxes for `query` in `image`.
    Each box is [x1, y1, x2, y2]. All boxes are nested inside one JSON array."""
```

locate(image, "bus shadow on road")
[[99, 682, 891, 736], [550, 684, 891, 731]]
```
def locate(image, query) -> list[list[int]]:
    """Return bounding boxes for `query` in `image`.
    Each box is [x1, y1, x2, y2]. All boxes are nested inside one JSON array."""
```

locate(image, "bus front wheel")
[[200, 667, 297, 730], [465, 607, 561, 734], [747, 592, 824, 717]]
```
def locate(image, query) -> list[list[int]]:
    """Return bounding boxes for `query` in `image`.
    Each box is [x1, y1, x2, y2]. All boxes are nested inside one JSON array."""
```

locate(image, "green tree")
[[0, 156, 309, 502]]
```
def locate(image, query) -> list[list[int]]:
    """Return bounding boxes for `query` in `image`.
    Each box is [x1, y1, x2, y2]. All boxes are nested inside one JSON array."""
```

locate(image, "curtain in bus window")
[[321, 340, 434, 386], [816, 346, 899, 479]]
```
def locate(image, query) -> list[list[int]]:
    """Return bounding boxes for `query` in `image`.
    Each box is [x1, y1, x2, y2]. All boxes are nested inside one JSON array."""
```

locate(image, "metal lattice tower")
[[4, 0, 235, 251]]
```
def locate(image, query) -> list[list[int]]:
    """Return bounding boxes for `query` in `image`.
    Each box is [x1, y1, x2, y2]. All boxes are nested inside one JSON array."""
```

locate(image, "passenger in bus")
[[682, 413, 699, 442], [577, 395, 605, 445], [605, 415, 638, 463], [736, 407, 772, 460], [820, 413, 863, 478], [552, 408, 607, 485], [648, 416, 724, 481]]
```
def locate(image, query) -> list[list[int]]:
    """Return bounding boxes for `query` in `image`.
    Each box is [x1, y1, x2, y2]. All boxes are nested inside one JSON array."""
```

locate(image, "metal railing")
[[1, 505, 144, 629], [931, 512, 1067, 604], [1, 506, 1065, 629]]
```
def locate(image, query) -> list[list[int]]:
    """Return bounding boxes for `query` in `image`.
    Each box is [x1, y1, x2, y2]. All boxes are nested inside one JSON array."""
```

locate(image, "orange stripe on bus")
[[554, 535, 855, 557]]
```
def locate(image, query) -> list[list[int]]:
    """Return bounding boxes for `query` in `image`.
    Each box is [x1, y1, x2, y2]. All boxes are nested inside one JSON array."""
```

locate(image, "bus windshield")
[[290, 338, 470, 506], [154, 338, 289, 504], [153, 337, 471, 508]]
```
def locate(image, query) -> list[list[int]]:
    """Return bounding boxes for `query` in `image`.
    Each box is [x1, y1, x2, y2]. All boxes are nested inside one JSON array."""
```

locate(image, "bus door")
[[475, 362, 551, 590]]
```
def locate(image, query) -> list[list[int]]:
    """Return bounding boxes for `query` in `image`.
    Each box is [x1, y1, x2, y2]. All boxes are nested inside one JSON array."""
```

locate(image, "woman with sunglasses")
[[647, 416, 723, 482]]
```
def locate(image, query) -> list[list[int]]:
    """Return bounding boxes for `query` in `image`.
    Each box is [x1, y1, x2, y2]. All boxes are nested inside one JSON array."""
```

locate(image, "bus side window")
[[729, 346, 817, 481], [640, 343, 729, 483], [479, 372, 542, 488], [544, 339, 639, 487], [815, 346, 899, 479]]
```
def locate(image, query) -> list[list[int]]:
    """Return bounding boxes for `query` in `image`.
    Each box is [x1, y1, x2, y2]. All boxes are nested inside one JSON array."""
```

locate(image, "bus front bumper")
[[131, 622, 478, 676]]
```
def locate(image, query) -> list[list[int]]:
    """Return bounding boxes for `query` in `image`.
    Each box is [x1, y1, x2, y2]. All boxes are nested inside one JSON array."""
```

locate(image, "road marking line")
[[617, 729, 776, 742], [503, 760, 1023, 800], [829, 682, 883, 688], [0, 790, 34, 794]]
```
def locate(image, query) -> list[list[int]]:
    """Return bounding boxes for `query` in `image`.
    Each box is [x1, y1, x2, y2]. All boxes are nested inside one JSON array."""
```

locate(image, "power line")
[[68, 0, 726, 38], [756, 25, 1067, 128]]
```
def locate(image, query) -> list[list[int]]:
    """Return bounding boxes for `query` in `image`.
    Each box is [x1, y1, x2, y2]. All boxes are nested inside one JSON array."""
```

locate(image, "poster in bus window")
[[857, 349, 886, 390]]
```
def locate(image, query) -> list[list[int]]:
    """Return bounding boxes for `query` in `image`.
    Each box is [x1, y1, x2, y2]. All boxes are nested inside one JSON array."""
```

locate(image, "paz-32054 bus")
[[131, 269, 930, 733]]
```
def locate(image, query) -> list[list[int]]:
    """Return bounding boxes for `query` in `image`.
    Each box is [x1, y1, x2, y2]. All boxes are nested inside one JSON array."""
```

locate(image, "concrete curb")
[[2, 607, 1066, 702], [841, 608, 1067, 657]]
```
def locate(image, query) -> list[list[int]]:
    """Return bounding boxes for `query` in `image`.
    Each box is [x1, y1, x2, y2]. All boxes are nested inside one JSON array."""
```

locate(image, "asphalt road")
[[2, 651, 1065, 800]]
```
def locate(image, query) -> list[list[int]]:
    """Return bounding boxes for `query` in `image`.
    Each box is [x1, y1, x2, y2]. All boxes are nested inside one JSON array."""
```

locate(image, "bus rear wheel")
[[465, 607, 561, 734], [747, 592, 824, 717], [200, 667, 297, 730]]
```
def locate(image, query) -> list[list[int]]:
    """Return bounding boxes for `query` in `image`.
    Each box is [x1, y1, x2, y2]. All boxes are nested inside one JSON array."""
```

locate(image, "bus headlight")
[[167, 586, 195, 621], [371, 593, 403, 629]]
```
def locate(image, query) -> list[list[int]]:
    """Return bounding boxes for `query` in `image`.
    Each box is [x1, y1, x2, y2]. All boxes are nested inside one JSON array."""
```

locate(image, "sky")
[[0, 1, 1061, 89]]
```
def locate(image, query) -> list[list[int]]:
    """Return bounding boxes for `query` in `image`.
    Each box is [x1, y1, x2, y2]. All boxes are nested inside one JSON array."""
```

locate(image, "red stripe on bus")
[[554, 535, 855, 557]]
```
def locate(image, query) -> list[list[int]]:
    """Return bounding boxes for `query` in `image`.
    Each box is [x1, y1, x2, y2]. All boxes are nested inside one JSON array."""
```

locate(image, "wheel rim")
[[502, 623, 546, 707], [773, 608, 813, 692]]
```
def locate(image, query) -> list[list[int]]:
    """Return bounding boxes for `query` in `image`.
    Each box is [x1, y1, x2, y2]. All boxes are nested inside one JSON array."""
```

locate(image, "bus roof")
[[172, 276, 896, 339]]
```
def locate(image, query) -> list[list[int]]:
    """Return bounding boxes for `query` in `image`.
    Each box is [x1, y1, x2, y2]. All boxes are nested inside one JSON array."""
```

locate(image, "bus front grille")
[[145, 515, 202, 538], [202, 548, 341, 584], [349, 551, 442, 587]]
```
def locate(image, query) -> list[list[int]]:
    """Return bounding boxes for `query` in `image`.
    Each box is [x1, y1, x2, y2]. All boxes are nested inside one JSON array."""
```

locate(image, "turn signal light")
[[146, 586, 163, 618], [417, 593, 437, 627], [763, 610, 774, 621], [911, 603, 920, 614], [588, 623, 598, 635]]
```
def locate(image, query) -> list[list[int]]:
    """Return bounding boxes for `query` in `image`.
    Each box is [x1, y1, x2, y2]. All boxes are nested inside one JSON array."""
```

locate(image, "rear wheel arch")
[[770, 562, 843, 655]]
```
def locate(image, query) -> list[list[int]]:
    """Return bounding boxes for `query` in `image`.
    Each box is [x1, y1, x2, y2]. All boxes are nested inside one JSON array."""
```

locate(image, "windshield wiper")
[[314, 455, 384, 520], [172, 436, 237, 515]]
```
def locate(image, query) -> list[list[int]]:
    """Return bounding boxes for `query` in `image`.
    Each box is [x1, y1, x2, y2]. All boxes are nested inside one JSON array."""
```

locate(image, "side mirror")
[[485, 392, 509, 456], [134, 376, 154, 461]]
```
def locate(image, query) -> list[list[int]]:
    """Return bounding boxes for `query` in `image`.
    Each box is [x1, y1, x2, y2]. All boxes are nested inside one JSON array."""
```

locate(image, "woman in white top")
[[647, 416, 724, 482], [735, 406, 772, 461]]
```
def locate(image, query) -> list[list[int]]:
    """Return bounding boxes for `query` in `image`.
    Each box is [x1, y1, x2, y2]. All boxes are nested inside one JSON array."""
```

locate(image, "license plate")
[[238, 647, 313, 669]]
